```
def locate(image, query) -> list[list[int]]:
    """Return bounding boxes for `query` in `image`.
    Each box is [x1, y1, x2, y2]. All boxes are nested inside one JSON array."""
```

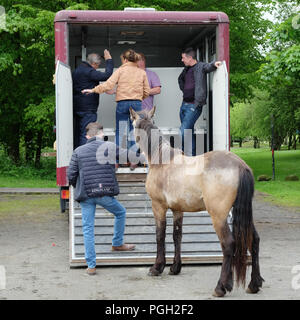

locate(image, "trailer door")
[[212, 62, 229, 151], [55, 61, 73, 182]]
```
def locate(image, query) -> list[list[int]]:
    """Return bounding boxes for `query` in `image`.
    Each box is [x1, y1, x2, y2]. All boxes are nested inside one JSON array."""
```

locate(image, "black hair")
[[182, 47, 197, 60]]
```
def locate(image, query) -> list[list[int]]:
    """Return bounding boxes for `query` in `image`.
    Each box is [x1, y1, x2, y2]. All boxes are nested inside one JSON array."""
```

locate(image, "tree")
[[0, 0, 287, 163], [0, 1, 87, 164], [259, 12, 300, 149]]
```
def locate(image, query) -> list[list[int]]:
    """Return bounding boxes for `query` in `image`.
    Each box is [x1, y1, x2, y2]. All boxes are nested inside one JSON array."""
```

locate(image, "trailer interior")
[[68, 23, 218, 153]]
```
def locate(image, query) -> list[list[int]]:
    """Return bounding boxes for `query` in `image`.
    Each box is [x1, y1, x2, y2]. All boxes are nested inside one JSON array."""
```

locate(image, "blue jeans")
[[115, 100, 142, 163], [80, 196, 126, 268], [179, 102, 203, 156], [74, 111, 97, 148]]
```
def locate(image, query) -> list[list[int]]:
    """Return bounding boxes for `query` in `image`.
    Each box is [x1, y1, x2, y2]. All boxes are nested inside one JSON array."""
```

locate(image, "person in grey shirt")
[[178, 47, 221, 156]]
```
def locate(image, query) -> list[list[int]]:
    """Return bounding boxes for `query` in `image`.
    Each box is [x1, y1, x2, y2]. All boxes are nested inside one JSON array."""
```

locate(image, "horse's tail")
[[232, 166, 254, 287]]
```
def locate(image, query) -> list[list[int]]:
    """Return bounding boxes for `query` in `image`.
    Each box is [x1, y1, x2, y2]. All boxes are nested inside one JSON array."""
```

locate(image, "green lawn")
[[232, 147, 300, 208], [0, 145, 299, 209], [0, 148, 57, 188], [0, 176, 57, 188]]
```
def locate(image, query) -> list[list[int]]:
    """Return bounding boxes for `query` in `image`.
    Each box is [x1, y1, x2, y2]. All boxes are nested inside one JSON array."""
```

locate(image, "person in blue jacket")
[[67, 122, 140, 275], [72, 50, 114, 148]]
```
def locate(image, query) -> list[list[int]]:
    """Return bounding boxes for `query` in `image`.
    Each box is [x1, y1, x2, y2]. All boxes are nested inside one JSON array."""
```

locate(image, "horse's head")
[[129, 106, 156, 128], [129, 106, 156, 154]]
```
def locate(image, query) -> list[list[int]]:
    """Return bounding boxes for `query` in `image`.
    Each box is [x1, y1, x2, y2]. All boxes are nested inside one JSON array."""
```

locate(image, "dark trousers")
[[74, 111, 97, 149]]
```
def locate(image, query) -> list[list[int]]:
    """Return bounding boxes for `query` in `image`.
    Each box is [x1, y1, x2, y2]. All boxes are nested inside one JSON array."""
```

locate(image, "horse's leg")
[[247, 224, 264, 293], [148, 201, 167, 276], [204, 209, 234, 297], [210, 216, 235, 297], [169, 211, 183, 275]]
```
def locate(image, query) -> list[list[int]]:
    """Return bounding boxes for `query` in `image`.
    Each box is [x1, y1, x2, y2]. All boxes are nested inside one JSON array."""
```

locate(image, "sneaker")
[[86, 267, 96, 275]]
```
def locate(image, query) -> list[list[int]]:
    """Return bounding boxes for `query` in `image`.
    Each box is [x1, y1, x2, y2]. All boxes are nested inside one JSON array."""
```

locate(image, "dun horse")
[[129, 106, 264, 297]]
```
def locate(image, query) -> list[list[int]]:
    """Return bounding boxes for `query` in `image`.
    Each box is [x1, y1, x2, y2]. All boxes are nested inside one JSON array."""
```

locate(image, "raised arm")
[[88, 59, 114, 82], [203, 61, 222, 73]]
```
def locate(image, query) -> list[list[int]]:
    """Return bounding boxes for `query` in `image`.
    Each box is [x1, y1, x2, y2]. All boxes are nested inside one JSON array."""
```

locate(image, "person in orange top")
[[82, 49, 150, 170]]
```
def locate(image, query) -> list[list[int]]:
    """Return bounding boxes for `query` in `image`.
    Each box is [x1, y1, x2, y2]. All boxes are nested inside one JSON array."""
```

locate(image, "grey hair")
[[86, 122, 103, 137], [87, 53, 101, 65]]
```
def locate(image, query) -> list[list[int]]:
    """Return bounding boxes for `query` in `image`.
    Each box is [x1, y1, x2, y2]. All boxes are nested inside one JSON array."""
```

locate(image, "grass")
[[0, 148, 57, 188], [232, 145, 300, 209], [0, 176, 56, 188], [0, 194, 60, 222], [0, 143, 299, 209]]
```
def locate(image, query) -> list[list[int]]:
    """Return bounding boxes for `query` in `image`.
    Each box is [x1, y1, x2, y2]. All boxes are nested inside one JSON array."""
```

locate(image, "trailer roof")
[[54, 10, 229, 24]]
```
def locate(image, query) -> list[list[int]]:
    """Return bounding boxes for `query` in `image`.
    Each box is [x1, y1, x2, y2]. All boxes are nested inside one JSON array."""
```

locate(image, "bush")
[[285, 175, 299, 181], [0, 147, 56, 181]]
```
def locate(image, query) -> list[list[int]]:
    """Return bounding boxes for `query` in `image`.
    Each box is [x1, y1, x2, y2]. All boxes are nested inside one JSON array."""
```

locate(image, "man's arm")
[[89, 59, 114, 82], [203, 61, 222, 73], [67, 152, 79, 187], [91, 68, 120, 94], [178, 68, 186, 91], [149, 86, 161, 95], [149, 71, 161, 96], [142, 74, 150, 100]]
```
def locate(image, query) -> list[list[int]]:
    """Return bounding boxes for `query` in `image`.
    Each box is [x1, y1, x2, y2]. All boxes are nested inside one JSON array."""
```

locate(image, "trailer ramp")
[[70, 171, 229, 267]]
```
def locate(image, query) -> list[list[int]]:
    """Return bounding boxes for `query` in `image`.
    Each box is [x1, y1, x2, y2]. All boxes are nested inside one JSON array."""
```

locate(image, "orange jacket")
[[92, 61, 150, 102]]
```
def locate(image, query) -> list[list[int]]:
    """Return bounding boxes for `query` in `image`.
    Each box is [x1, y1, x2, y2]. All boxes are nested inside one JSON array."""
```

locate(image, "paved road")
[[0, 193, 299, 300]]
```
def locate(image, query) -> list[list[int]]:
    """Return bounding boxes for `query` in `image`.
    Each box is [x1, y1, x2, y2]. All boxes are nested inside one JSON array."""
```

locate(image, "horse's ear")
[[148, 106, 156, 118], [129, 107, 140, 122]]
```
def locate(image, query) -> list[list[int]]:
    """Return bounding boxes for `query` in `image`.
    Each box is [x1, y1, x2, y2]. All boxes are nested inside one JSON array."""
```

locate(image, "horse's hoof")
[[148, 267, 161, 276], [212, 289, 225, 298], [224, 280, 233, 292], [246, 286, 260, 294], [169, 264, 181, 275], [169, 270, 180, 275]]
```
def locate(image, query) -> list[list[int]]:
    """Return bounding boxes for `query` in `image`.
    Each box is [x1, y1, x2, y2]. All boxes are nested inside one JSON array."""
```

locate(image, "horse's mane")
[[135, 111, 182, 164]]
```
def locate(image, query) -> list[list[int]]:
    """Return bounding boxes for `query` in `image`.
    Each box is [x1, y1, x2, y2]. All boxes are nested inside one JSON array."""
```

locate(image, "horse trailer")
[[54, 9, 230, 266]]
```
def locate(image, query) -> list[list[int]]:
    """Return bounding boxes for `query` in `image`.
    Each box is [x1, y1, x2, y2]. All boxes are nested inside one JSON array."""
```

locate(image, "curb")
[[0, 188, 59, 194]]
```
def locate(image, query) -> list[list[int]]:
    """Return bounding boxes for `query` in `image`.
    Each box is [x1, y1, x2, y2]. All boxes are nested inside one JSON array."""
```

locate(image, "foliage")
[[230, 89, 274, 145], [0, 147, 56, 180], [258, 12, 300, 149], [0, 0, 299, 166]]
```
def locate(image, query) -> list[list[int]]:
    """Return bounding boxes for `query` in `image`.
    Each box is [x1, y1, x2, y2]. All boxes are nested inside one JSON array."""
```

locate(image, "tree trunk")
[[293, 134, 297, 150], [34, 130, 43, 168], [273, 132, 284, 150], [7, 143, 20, 164], [253, 136, 260, 149], [288, 133, 293, 150], [25, 131, 35, 163], [239, 138, 242, 148], [7, 124, 20, 164]]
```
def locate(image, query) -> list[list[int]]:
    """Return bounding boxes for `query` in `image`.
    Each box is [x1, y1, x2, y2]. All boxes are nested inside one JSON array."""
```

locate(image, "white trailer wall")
[[97, 67, 207, 130]]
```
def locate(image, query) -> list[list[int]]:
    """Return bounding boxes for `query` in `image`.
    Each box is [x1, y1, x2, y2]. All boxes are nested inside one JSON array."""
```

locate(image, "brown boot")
[[86, 267, 96, 275], [112, 244, 136, 251]]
